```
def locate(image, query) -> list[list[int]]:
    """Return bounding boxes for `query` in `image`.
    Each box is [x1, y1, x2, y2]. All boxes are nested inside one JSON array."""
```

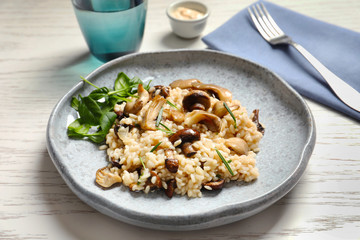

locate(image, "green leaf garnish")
[[67, 72, 149, 143], [215, 148, 235, 176], [224, 102, 237, 129], [156, 106, 164, 127], [166, 100, 179, 110], [150, 142, 162, 152]]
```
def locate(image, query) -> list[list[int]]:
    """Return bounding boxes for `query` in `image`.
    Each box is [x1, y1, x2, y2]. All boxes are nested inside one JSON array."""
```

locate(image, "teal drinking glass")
[[72, 0, 147, 62]]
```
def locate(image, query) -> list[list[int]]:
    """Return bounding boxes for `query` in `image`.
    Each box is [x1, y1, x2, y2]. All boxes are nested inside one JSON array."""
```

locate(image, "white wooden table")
[[1, 0, 359, 239]]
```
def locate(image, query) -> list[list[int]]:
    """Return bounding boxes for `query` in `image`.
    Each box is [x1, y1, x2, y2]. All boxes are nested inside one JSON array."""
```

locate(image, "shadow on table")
[[31, 50, 104, 103], [38, 146, 293, 240], [160, 32, 203, 49]]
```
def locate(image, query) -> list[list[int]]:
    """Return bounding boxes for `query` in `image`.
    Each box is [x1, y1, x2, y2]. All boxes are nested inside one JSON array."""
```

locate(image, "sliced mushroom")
[[163, 108, 185, 124], [184, 110, 222, 132], [252, 109, 265, 135], [181, 142, 197, 157], [212, 101, 228, 117], [114, 123, 135, 139], [124, 84, 150, 115], [169, 128, 201, 157], [192, 82, 232, 102], [164, 179, 176, 198], [149, 85, 170, 98], [169, 128, 201, 145], [141, 95, 166, 130], [145, 171, 162, 190], [110, 158, 122, 169], [164, 149, 179, 173], [169, 78, 202, 89], [182, 90, 211, 112], [169, 79, 232, 101], [203, 179, 225, 190], [165, 159, 179, 173], [95, 167, 122, 188], [225, 137, 249, 155]]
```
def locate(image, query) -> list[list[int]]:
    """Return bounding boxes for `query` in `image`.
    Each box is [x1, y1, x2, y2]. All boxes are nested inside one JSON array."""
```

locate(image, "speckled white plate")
[[46, 49, 316, 231]]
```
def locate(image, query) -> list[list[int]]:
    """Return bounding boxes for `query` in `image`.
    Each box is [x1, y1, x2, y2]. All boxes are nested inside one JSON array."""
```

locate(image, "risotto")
[[95, 78, 264, 198]]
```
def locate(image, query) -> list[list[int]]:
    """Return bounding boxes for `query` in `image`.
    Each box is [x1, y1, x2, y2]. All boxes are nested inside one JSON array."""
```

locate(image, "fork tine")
[[252, 5, 280, 40], [255, 4, 278, 37], [247, 7, 271, 41], [260, 3, 285, 35]]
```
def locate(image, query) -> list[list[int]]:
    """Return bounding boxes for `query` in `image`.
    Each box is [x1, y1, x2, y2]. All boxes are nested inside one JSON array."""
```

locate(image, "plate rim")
[[46, 49, 316, 230]]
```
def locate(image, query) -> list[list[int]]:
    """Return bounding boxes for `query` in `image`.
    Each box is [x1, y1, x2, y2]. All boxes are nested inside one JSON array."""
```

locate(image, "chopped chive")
[[159, 122, 171, 131], [227, 160, 232, 163], [139, 156, 146, 169], [215, 148, 234, 176], [156, 106, 164, 127], [156, 127, 169, 134], [224, 102, 237, 129], [166, 100, 179, 109], [156, 122, 175, 135], [156, 127, 174, 135], [150, 142, 162, 152]]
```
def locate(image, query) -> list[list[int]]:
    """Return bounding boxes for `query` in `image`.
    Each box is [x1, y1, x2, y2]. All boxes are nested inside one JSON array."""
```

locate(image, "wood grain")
[[1, 0, 359, 239]]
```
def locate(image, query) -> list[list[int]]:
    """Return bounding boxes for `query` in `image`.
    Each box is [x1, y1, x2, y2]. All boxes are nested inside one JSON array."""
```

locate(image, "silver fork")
[[248, 3, 360, 113]]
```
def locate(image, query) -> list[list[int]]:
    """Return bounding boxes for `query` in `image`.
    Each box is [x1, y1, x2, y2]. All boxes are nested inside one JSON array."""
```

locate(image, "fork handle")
[[289, 41, 360, 112]]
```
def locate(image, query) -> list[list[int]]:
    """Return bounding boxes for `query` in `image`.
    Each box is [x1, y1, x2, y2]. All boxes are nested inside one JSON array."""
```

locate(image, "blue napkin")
[[202, 1, 360, 121]]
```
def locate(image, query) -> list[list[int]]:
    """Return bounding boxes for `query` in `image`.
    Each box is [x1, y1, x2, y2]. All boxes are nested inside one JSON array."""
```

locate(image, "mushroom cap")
[[212, 101, 228, 117], [181, 142, 197, 157], [149, 85, 170, 98], [163, 108, 185, 124], [96, 167, 122, 188], [225, 137, 249, 155], [182, 90, 211, 112], [141, 95, 166, 130], [124, 84, 150, 115], [192, 82, 232, 102], [184, 110, 222, 132], [169, 78, 202, 89], [203, 179, 225, 190], [168, 128, 201, 145], [165, 158, 179, 173]]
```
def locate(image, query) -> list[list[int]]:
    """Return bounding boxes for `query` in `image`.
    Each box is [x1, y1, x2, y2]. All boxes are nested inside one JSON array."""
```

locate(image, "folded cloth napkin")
[[202, 1, 360, 121]]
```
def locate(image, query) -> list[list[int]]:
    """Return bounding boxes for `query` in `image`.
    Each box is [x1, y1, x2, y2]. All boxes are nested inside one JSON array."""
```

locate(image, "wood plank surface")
[[0, 0, 359, 239]]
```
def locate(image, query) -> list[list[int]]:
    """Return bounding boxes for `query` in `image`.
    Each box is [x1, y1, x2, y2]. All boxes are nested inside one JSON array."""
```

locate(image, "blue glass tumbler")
[[72, 0, 147, 62]]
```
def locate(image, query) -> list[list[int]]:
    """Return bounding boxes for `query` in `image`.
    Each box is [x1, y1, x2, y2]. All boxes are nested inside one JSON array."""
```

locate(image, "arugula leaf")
[[114, 72, 150, 97], [71, 96, 80, 111], [67, 72, 149, 144], [88, 87, 110, 101], [78, 96, 103, 125], [100, 112, 117, 134], [67, 119, 91, 138]]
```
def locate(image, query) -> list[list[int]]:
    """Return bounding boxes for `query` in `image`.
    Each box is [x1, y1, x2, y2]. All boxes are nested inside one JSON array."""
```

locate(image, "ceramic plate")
[[46, 49, 316, 230]]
